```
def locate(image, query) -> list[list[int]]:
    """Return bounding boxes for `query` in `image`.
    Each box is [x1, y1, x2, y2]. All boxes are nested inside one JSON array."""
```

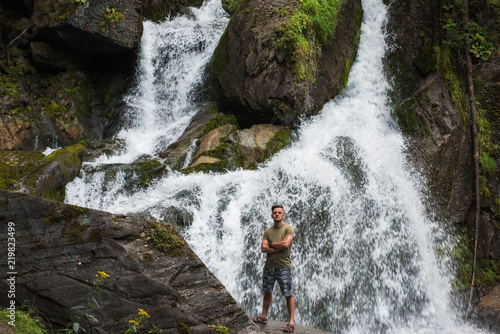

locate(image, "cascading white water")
[[66, 0, 489, 333], [100, 0, 228, 164]]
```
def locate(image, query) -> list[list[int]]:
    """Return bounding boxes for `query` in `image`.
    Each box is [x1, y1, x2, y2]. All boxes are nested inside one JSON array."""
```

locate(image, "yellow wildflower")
[[98, 271, 110, 278], [129, 320, 140, 327], [138, 308, 150, 318]]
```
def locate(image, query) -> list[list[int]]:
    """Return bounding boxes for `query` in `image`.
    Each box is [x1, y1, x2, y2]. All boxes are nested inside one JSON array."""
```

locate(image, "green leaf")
[[87, 314, 99, 323], [73, 322, 80, 332]]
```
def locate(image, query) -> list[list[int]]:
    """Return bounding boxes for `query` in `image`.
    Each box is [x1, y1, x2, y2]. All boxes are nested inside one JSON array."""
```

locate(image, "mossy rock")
[[19, 143, 87, 201], [0, 150, 45, 190], [210, 0, 362, 126], [131, 160, 165, 188], [395, 98, 425, 135], [148, 223, 186, 256]]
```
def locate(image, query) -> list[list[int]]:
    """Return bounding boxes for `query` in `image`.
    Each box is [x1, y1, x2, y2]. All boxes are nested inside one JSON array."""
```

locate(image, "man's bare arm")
[[261, 239, 279, 253], [269, 235, 294, 251]]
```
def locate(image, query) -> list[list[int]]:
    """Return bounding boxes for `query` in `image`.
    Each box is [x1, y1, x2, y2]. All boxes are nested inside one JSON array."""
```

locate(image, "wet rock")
[[192, 123, 236, 162], [0, 189, 260, 334], [31, 0, 144, 55], [0, 150, 45, 190], [187, 123, 290, 172], [237, 124, 289, 168], [0, 115, 31, 151], [30, 41, 86, 70], [16, 143, 87, 201], [210, 0, 362, 126], [394, 74, 473, 224], [159, 110, 220, 168]]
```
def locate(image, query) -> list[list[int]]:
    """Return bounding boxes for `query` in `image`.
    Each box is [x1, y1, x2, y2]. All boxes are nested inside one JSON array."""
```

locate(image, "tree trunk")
[[462, 0, 481, 305]]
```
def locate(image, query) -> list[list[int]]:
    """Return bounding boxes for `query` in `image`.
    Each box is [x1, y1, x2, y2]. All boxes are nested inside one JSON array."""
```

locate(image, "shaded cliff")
[[0, 189, 259, 333]]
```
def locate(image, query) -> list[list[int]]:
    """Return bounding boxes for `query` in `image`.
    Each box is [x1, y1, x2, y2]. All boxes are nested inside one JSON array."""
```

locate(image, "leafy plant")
[[210, 325, 230, 334], [75, 0, 86, 4], [148, 224, 185, 255], [274, 0, 342, 81], [0, 306, 49, 334], [468, 23, 494, 60], [102, 8, 124, 25], [125, 308, 151, 333], [62, 271, 110, 333]]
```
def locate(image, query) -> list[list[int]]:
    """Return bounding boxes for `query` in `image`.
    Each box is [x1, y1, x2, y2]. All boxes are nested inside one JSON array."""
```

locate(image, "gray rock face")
[[211, 0, 362, 127], [0, 189, 259, 334], [31, 0, 144, 55], [395, 74, 474, 224]]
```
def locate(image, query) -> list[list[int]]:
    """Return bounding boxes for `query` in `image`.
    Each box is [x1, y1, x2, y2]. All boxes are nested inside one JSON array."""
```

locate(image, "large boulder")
[[31, 0, 144, 55], [0, 189, 259, 334], [210, 0, 362, 126]]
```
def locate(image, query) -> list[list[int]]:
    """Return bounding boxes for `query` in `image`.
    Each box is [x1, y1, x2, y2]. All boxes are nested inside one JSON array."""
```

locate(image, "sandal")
[[251, 316, 267, 324], [283, 323, 294, 332]]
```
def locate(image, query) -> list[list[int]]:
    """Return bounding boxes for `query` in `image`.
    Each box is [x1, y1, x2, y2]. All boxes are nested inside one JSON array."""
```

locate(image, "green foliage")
[[177, 322, 190, 334], [209, 325, 230, 334], [75, 0, 86, 4], [61, 271, 110, 333], [101, 8, 124, 27], [149, 224, 185, 255], [266, 127, 292, 155], [468, 22, 494, 61], [452, 231, 500, 294], [0, 307, 49, 334], [125, 309, 151, 334], [202, 114, 239, 136], [275, 0, 342, 81], [442, 1, 496, 61]]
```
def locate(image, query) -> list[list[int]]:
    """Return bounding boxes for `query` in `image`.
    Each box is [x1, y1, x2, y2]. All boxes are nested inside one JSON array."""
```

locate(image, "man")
[[252, 204, 296, 333]]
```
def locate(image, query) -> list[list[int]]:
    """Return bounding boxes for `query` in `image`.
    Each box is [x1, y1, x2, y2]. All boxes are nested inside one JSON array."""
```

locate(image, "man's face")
[[271, 208, 285, 223]]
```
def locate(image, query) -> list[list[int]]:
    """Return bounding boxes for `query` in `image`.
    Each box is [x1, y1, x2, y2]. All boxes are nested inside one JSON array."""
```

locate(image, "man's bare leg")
[[262, 293, 273, 319], [286, 295, 295, 325]]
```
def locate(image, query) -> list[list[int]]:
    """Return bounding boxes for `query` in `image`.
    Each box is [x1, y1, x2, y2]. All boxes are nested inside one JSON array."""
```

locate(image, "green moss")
[[67, 221, 88, 242], [275, 0, 342, 81], [452, 230, 500, 295], [0, 308, 49, 334], [44, 143, 86, 165], [211, 325, 230, 334], [131, 160, 165, 188], [266, 127, 292, 155], [36, 0, 78, 26], [190, 159, 232, 174], [45, 101, 67, 117], [177, 322, 190, 334], [479, 152, 496, 176], [42, 186, 66, 202], [201, 114, 240, 136], [0, 151, 45, 190], [42, 205, 87, 225], [148, 224, 185, 256], [394, 98, 424, 135], [141, 252, 154, 265]]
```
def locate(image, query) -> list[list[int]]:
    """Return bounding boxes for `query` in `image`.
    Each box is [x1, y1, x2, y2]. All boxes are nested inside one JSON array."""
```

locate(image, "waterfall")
[[66, 0, 488, 333]]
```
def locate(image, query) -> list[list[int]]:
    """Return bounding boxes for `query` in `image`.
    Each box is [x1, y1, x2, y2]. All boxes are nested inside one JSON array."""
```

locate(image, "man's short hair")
[[271, 204, 284, 212]]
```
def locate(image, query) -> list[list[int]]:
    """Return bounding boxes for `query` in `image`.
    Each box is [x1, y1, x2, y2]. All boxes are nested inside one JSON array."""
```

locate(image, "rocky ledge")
[[0, 189, 259, 333]]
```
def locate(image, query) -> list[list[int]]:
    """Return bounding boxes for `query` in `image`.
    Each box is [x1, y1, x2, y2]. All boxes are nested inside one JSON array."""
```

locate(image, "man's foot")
[[283, 323, 294, 332], [251, 316, 267, 324]]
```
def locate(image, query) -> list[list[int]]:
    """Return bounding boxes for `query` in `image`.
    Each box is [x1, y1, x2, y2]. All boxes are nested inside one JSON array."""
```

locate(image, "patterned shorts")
[[262, 267, 293, 297]]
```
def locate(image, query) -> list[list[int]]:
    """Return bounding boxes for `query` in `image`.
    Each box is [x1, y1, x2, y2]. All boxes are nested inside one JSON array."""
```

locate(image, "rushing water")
[[66, 0, 487, 333]]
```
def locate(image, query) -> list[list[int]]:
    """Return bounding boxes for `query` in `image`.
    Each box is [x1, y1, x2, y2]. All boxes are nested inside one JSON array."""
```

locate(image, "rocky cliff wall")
[[0, 189, 259, 333]]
